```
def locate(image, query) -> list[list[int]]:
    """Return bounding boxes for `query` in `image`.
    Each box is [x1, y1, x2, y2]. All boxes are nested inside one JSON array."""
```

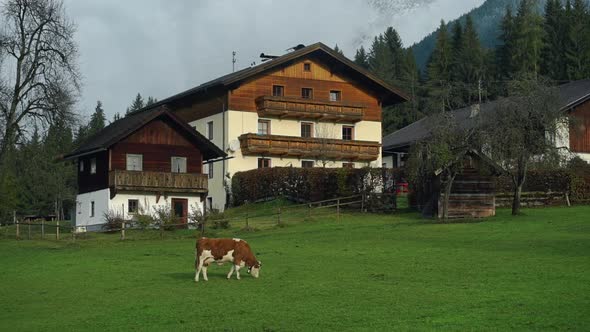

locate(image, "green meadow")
[[1, 205, 589, 331]]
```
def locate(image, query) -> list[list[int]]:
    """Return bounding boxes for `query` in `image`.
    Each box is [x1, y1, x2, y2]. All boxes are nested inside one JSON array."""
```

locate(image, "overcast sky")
[[63, 0, 484, 120]]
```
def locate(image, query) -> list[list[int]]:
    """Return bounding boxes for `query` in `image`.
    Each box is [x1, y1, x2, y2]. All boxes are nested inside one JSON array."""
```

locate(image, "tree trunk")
[[441, 172, 457, 222], [511, 158, 528, 216]]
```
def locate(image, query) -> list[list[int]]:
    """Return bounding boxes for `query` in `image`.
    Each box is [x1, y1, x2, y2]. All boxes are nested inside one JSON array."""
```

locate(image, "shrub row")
[[230, 167, 405, 206], [495, 169, 590, 202]]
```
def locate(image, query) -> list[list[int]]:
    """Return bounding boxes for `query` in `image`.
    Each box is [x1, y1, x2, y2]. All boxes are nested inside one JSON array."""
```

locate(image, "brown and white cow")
[[195, 237, 262, 282]]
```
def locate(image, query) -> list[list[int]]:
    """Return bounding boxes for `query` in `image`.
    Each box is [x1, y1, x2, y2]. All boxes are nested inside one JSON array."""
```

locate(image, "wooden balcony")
[[256, 96, 365, 123], [109, 170, 208, 194], [239, 134, 380, 161]]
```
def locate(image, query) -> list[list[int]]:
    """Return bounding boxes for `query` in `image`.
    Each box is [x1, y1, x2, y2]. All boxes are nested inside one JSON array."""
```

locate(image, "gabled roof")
[[129, 42, 408, 115], [64, 106, 226, 161], [383, 79, 590, 152]]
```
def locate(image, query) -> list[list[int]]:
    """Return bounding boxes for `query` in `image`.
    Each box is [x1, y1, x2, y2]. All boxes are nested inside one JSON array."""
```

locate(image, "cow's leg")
[[227, 265, 235, 279], [195, 258, 202, 282], [202, 263, 209, 281], [234, 265, 241, 280]]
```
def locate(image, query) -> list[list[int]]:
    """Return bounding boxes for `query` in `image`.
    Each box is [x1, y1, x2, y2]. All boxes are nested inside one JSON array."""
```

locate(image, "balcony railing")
[[255, 96, 365, 123], [109, 170, 208, 194], [239, 134, 380, 161]]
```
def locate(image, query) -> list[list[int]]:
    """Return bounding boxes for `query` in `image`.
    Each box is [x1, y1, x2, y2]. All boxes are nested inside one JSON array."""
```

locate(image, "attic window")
[[303, 63, 311, 72]]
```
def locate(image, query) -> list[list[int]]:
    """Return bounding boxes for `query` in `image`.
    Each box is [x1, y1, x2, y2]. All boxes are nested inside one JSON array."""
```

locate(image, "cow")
[[195, 237, 262, 282]]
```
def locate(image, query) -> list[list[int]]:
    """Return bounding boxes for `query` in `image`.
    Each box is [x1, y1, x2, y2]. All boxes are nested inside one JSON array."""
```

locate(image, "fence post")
[[277, 207, 281, 225], [361, 193, 365, 213], [337, 199, 340, 221], [121, 221, 125, 240], [56, 221, 60, 240], [28, 222, 31, 240], [72, 225, 76, 241], [15, 211, 19, 240], [308, 204, 312, 219], [160, 222, 163, 239], [41, 219, 45, 239], [245, 212, 249, 230]]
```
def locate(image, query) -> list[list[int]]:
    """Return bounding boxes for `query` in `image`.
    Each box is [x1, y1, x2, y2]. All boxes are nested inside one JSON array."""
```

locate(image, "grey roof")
[[64, 106, 226, 161], [128, 42, 408, 115], [383, 79, 590, 152]]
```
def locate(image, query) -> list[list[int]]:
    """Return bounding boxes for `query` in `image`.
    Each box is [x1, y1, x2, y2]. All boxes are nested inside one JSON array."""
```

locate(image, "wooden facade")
[[438, 168, 496, 219], [256, 95, 365, 123], [228, 58, 383, 122], [77, 117, 207, 195], [239, 133, 380, 161], [569, 99, 590, 153]]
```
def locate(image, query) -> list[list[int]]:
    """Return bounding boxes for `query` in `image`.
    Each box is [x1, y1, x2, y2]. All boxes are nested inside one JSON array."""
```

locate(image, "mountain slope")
[[411, 0, 540, 71]]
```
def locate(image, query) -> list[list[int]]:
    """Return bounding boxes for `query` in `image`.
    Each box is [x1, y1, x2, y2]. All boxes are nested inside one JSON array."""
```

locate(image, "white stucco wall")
[[190, 110, 383, 210], [382, 155, 393, 168], [75, 189, 204, 230], [75, 189, 110, 228]]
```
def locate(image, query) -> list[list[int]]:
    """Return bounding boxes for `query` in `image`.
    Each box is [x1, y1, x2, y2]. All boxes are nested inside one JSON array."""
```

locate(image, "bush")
[[207, 209, 229, 229], [102, 209, 124, 232], [153, 204, 179, 231], [231, 167, 405, 206]]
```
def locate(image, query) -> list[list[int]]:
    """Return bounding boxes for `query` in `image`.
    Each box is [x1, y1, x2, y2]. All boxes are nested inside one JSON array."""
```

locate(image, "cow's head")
[[247, 261, 262, 278]]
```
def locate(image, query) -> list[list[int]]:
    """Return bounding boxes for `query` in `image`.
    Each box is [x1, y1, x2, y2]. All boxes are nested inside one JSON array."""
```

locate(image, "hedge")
[[230, 167, 405, 206], [495, 169, 590, 202]]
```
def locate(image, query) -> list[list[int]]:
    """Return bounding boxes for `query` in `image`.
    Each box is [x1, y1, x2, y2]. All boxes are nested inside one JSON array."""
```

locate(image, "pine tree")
[[565, 0, 590, 80], [88, 101, 106, 137], [333, 44, 344, 56], [426, 20, 453, 112], [513, 0, 544, 77], [368, 35, 394, 83], [146, 96, 158, 106], [126, 93, 145, 115], [497, 6, 516, 79], [382, 27, 405, 82], [542, 0, 567, 80], [459, 15, 485, 105], [354, 46, 370, 69]]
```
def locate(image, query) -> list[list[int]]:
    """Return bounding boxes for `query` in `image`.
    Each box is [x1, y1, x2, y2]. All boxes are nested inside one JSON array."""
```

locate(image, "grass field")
[[1, 205, 589, 331]]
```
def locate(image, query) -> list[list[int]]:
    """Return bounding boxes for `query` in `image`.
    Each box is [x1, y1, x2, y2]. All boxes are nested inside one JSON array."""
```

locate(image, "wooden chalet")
[[64, 107, 225, 230]]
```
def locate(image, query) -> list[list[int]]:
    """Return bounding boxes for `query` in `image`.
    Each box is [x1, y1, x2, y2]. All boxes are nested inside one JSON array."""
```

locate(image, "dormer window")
[[303, 63, 311, 72]]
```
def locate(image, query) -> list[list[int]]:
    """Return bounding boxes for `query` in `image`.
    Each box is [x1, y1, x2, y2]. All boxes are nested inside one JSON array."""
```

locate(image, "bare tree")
[[482, 78, 564, 215], [0, 0, 80, 167], [314, 123, 337, 168], [407, 110, 480, 221]]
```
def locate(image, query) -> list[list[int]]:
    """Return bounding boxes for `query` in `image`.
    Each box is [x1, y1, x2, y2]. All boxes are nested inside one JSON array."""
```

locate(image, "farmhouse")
[[133, 43, 408, 210], [64, 107, 225, 230], [382, 79, 590, 167]]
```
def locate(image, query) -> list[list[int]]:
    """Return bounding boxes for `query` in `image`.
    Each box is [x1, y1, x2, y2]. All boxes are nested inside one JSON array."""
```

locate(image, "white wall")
[[191, 110, 383, 210], [75, 189, 110, 228], [109, 191, 204, 220]]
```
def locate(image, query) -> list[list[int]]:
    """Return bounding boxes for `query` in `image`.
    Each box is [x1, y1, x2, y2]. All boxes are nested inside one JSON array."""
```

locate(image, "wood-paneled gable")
[[570, 99, 590, 153], [228, 58, 383, 122], [78, 151, 109, 194], [110, 119, 203, 173]]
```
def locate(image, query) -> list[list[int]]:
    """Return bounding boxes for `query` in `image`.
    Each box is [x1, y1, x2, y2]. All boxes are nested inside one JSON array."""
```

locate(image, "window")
[[90, 201, 95, 217], [272, 85, 284, 97], [303, 63, 311, 72], [128, 199, 139, 214], [343, 162, 355, 169], [330, 90, 341, 102], [258, 158, 271, 168], [258, 120, 270, 135], [301, 88, 313, 99], [90, 158, 97, 174], [301, 122, 313, 138], [342, 126, 354, 141], [207, 197, 213, 211], [207, 121, 214, 140], [302, 160, 314, 168], [126, 154, 143, 171], [208, 162, 214, 179], [171, 157, 187, 173], [79, 160, 84, 172]]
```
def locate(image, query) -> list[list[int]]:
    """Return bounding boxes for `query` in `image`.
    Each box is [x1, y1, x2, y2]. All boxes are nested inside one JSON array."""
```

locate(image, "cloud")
[[63, 0, 484, 120]]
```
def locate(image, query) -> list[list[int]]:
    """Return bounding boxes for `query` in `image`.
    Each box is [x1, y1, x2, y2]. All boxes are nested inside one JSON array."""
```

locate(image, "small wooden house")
[[64, 107, 225, 230]]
